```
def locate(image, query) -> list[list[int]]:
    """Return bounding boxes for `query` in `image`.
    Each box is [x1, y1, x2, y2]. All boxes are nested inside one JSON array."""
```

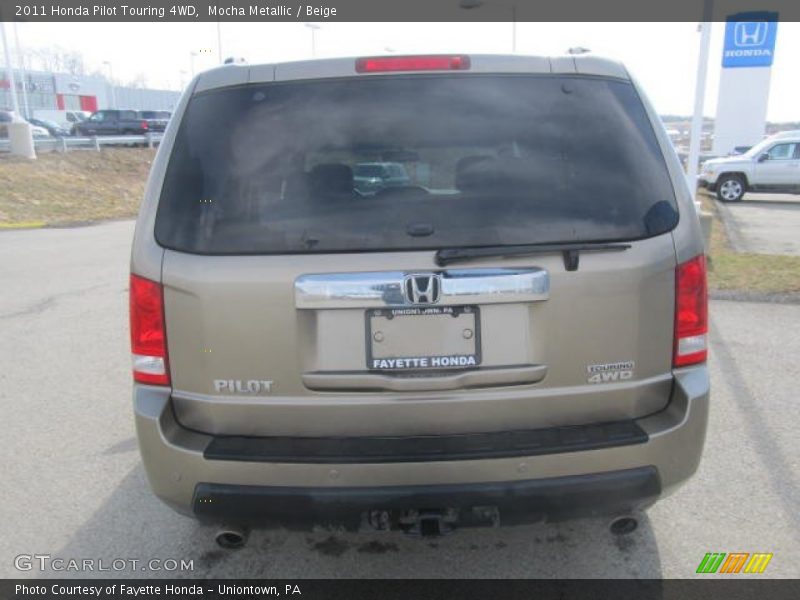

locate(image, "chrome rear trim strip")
[[295, 268, 549, 309], [302, 364, 548, 392]]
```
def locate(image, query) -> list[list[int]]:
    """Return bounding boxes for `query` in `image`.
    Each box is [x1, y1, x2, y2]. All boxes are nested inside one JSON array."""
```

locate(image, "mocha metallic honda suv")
[[130, 54, 709, 542]]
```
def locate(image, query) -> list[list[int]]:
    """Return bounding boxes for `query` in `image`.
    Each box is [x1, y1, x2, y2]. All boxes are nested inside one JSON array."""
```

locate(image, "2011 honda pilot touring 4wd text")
[[130, 54, 709, 542]]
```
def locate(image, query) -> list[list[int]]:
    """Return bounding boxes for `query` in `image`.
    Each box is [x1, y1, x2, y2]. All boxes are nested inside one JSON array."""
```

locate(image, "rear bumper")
[[134, 366, 709, 526], [193, 467, 659, 529]]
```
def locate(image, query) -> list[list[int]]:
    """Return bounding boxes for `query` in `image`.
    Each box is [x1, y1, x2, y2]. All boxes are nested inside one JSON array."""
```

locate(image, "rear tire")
[[716, 174, 746, 202]]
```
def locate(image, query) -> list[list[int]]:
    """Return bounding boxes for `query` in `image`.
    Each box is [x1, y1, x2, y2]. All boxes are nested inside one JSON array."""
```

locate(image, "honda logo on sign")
[[404, 274, 441, 305], [734, 22, 768, 47], [722, 12, 778, 68]]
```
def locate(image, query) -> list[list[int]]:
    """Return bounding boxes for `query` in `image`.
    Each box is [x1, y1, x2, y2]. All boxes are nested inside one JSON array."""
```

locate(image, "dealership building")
[[0, 68, 181, 116]]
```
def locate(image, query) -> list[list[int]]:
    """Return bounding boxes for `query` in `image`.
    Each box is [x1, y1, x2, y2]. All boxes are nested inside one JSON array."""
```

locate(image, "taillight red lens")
[[129, 274, 170, 385], [355, 55, 471, 73], [673, 255, 708, 367]]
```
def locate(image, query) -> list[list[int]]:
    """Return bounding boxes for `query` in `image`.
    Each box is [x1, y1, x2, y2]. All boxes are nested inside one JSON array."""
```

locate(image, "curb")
[[0, 221, 46, 230], [711, 289, 800, 305], [0, 217, 138, 232], [707, 195, 748, 253]]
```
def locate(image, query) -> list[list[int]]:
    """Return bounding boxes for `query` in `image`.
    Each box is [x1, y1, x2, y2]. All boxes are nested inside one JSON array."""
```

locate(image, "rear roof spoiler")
[[194, 54, 629, 92]]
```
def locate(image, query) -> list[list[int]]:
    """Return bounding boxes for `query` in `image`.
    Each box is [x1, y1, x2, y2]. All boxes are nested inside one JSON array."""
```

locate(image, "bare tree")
[[61, 51, 85, 75], [127, 72, 149, 89], [16, 47, 37, 72], [21, 46, 86, 75], [32, 47, 63, 72], [87, 67, 111, 82]]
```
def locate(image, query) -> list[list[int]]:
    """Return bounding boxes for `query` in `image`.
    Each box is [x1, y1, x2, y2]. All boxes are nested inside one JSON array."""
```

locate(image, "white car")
[[33, 109, 88, 132], [30, 124, 51, 138], [0, 110, 50, 139], [699, 132, 800, 202]]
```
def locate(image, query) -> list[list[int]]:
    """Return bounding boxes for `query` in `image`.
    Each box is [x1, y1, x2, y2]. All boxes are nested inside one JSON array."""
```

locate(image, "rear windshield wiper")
[[435, 242, 632, 271]]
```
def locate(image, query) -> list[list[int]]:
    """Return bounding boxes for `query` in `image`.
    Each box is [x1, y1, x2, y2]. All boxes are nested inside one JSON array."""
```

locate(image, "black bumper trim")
[[203, 420, 648, 464], [192, 466, 660, 527]]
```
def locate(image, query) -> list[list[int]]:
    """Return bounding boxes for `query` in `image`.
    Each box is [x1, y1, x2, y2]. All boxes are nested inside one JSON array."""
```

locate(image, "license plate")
[[366, 306, 481, 371]]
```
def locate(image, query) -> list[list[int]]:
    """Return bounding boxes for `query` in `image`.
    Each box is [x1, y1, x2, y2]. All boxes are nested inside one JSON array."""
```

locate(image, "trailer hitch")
[[398, 508, 459, 536]]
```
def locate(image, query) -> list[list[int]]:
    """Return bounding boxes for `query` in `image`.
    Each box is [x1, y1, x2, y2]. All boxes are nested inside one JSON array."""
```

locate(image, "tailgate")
[[163, 233, 676, 437]]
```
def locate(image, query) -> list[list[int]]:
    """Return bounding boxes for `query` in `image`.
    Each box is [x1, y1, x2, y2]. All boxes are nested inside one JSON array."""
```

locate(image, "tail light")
[[673, 255, 708, 367], [355, 55, 471, 73], [130, 274, 170, 385], [141, 120, 149, 130]]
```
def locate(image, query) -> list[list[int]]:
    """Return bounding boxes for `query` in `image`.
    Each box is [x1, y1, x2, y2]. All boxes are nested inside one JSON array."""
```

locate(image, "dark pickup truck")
[[138, 110, 171, 132], [73, 109, 150, 136]]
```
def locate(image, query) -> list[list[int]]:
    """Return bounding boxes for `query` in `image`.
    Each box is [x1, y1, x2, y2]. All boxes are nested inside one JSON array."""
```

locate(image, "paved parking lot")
[[1, 221, 798, 578], [711, 193, 800, 256]]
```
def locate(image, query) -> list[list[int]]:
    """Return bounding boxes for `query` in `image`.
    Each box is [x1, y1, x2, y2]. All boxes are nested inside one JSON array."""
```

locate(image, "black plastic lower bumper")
[[204, 421, 648, 464], [192, 466, 660, 530]]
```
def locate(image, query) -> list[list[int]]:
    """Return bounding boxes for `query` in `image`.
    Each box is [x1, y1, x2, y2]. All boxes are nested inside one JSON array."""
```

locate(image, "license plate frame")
[[365, 305, 482, 371]]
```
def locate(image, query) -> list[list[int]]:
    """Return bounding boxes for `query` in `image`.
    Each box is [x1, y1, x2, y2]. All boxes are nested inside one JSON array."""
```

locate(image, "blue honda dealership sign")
[[722, 12, 779, 68]]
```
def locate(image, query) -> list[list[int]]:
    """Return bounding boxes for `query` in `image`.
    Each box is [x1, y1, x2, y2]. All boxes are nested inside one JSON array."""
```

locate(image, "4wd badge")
[[586, 361, 635, 384]]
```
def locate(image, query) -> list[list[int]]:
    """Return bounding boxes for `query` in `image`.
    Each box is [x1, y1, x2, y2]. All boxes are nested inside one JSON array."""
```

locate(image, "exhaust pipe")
[[609, 516, 638, 536], [215, 525, 250, 549]]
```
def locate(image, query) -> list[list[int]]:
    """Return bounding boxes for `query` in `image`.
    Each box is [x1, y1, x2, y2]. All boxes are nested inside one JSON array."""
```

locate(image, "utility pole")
[[12, 22, 29, 118], [305, 23, 320, 58], [511, 4, 516, 53], [1, 21, 21, 116], [1, 20, 35, 158], [216, 22, 223, 64], [687, 0, 714, 205]]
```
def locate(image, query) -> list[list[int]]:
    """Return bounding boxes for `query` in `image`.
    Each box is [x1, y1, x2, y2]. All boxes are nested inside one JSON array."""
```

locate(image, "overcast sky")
[[8, 21, 800, 121]]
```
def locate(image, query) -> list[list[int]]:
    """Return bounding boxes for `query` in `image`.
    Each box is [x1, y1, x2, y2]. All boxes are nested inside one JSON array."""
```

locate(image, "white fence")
[[0, 133, 164, 153]]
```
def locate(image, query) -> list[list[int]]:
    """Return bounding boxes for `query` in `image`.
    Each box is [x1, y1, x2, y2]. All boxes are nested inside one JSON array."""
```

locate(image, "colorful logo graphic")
[[696, 552, 773, 574]]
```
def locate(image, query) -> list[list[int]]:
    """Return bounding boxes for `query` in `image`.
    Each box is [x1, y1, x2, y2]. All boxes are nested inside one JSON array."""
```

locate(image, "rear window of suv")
[[155, 74, 678, 255]]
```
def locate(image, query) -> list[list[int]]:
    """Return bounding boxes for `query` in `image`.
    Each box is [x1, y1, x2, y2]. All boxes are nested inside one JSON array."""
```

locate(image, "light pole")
[[190, 51, 198, 77], [459, 0, 517, 53], [12, 22, 29, 119], [305, 23, 321, 58], [1, 21, 34, 157], [686, 0, 714, 207], [1, 22, 21, 116], [179, 70, 188, 89], [102, 61, 116, 109], [216, 22, 223, 64]]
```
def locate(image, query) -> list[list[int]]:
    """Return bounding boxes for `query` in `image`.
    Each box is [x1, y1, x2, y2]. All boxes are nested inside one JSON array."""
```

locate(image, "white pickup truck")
[[698, 131, 800, 201]]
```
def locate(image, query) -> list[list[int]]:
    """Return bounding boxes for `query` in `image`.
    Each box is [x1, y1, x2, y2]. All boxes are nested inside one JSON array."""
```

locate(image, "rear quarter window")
[[155, 74, 678, 255]]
